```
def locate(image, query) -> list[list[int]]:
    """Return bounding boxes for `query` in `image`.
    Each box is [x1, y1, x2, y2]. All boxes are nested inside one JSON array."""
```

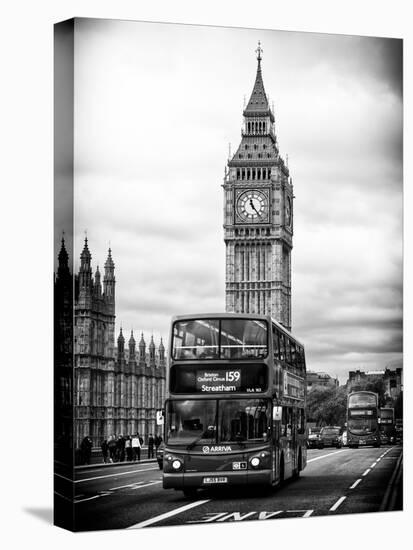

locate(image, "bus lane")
[[132, 446, 396, 527], [327, 445, 402, 515]]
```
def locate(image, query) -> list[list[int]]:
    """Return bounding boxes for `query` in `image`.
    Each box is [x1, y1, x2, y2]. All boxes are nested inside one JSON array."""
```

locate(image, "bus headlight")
[[250, 457, 260, 468], [172, 459, 183, 470]]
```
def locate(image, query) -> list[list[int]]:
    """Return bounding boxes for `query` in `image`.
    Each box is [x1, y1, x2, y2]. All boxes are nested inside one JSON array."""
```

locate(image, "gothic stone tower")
[[74, 239, 116, 447], [224, 43, 293, 331]]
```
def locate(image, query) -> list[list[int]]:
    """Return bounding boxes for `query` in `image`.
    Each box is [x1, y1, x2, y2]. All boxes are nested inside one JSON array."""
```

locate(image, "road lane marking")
[[128, 500, 211, 529], [287, 509, 314, 518], [54, 473, 74, 483], [187, 509, 313, 523], [75, 466, 158, 483], [75, 495, 101, 503], [362, 468, 371, 476], [131, 481, 161, 490], [371, 462, 377, 468], [108, 481, 145, 490], [349, 479, 362, 489], [329, 496, 346, 512], [217, 512, 256, 522], [307, 450, 346, 463], [75, 480, 162, 503]]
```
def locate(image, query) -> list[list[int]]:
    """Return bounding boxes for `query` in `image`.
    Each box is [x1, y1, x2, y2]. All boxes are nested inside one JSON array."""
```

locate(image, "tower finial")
[[256, 41, 263, 62]]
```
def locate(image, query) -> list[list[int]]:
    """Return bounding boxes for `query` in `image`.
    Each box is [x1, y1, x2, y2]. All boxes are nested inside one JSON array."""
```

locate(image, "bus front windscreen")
[[166, 399, 271, 446], [348, 393, 377, 408], [172, 318, 268, 360]]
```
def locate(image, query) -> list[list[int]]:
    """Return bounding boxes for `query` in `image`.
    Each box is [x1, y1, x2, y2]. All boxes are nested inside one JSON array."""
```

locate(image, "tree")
[[306, 385, 347, 426]]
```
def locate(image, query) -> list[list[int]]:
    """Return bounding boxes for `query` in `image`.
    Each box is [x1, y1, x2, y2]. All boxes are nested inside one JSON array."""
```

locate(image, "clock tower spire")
[[223, 43, 293, 331]]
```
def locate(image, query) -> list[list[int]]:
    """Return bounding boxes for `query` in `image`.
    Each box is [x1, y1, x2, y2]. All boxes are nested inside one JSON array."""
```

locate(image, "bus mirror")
[[156, 410, 164, 426], [273, 406, 282, 422]]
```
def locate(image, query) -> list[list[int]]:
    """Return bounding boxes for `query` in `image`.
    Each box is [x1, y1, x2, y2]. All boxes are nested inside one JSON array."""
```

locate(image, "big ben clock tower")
[[224, 43, 293, 331]]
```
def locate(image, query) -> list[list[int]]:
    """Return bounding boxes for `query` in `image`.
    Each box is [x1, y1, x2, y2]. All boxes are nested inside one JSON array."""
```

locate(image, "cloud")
[[67, 20, 402, 384]]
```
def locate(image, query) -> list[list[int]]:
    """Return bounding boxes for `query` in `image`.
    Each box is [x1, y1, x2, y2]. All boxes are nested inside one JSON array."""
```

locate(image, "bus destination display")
[[170, 364, 267, 394], [196, 370, 241, 392]]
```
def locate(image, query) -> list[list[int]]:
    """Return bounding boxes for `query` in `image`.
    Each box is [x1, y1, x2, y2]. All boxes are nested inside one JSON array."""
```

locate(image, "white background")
[[0, 0, 410, 548]]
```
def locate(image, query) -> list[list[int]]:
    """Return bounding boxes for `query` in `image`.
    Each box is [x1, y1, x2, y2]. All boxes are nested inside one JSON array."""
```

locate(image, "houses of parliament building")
[[54, 237, 166, 449]]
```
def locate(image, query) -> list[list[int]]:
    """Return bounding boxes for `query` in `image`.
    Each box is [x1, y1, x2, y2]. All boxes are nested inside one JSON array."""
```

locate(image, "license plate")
[[203, 476, 228, 484], [359, 440, 366, 444], [232, 461, 247, 470]]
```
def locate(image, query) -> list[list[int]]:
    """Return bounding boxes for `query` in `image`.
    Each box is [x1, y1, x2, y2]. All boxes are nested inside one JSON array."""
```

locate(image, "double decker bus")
[[379, 407, 395, 444], [162, 313, 307, 497], [347, 391, 380, 448]]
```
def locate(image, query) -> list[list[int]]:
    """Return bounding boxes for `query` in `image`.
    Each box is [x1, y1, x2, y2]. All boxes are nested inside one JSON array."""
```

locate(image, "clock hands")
[[249, 198, 260, 216]]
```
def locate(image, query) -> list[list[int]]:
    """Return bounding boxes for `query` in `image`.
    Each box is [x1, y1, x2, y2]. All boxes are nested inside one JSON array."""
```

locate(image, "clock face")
[[285, 196, 292, 227], [236, 190, 268, 223]]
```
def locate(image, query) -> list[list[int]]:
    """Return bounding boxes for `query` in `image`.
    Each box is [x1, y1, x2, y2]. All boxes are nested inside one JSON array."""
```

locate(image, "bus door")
[[291, 408, 299, 472], [272, 404, 282, 483], [284, 406, 293, 477]]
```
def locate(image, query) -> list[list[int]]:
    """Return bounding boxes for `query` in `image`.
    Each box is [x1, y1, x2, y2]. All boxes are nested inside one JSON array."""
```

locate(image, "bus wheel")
[[183, 488, 198, 499]]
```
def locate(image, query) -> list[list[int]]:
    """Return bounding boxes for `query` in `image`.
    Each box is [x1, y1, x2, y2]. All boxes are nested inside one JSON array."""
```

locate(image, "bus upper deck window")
[[272, 327, 280, 360], [279, 333, 285, 361]]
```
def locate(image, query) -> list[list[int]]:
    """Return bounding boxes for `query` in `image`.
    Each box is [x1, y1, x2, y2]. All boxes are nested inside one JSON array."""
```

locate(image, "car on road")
[[319, 426, 343, 448], [156, 443, 164, 469], [307, 426, 324, 449], [380, 432, 389, 445]]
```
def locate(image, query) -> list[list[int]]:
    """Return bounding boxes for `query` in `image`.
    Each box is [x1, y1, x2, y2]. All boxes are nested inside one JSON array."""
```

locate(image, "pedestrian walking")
[[148, 434, 155, 459], [155, 434, 162, 452], [131, 433, 141, 462], [107, 435, 117, 462], [101, 438, 109, 463], [117, 435, 126, 462], [80, 436, 93, 465], [125, 436, 132, 461]]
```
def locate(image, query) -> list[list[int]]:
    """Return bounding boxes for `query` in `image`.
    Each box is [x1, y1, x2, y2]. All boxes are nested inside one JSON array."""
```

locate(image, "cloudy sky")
[[60, 18, 402, 383]]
